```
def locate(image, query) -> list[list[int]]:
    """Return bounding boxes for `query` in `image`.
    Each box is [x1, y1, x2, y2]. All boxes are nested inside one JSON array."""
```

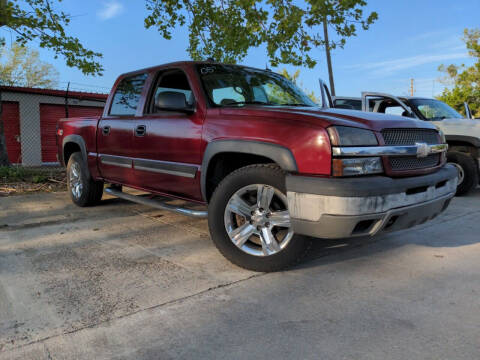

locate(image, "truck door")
[[131, 68, 204, 201], [361, 92, 418, 118], [97, 73, 148, 185], [464, 102, 474, 120]]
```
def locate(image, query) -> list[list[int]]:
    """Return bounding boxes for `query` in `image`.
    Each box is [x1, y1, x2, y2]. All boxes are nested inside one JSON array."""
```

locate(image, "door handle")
[[102, 126, 111, 135], [135, 125, 146, 137]]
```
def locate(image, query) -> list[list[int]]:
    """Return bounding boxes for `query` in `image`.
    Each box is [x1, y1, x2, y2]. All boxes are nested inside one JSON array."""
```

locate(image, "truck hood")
[[431, 118, 480, 139], [219, 106, 436, 132]]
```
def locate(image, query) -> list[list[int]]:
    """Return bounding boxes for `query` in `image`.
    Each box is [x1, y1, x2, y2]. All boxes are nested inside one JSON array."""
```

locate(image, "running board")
[[105, 187, 208, 218]]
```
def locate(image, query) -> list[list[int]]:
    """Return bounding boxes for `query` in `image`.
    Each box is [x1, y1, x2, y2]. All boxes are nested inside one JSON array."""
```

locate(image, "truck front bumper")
[[286, 165, 458, 239]]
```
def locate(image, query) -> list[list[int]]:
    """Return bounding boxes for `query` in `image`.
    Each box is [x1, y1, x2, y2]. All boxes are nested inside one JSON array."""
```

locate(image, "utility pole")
[[410, 78, 415, 96], [323, 18, 335, 96]]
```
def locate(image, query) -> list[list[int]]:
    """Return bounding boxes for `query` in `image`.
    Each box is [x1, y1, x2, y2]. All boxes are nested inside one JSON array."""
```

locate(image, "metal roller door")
[[2, 101, 21, 164], [40, 104, 104, 163]]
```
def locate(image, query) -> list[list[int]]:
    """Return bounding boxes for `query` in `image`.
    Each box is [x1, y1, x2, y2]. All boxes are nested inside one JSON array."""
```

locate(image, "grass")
[[0, 166, 67, 196], [0, 166, 65, 184], [0, 166, 51, 183]]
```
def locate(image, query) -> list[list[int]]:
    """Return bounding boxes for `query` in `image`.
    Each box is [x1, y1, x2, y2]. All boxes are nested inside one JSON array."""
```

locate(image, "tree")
[[144, 0, 378, 69], [0, 0, 103, 166], [0, 0, 103, 76], [279, 68, 319, 103], [0, 42, 59, 88], [437, 28, 480, 118]]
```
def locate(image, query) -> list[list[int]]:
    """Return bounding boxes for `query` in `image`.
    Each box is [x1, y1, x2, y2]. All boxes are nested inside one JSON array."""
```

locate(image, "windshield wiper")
[[222, 101, 273, 106], [279, 103, 313, 107]]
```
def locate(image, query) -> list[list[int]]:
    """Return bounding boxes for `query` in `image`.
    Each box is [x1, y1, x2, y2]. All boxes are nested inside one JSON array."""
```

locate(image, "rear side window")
[[109, 73, 148, 116]]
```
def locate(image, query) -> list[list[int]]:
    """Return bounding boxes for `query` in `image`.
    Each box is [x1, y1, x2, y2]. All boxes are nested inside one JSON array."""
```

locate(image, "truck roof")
[[117, 60, 274, 79]]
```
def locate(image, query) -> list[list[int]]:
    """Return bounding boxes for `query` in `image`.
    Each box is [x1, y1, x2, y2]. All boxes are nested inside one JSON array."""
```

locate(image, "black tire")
[[447, 151, 478, 196], [67, 152, 104, 207], [208, 164, 311, 272]]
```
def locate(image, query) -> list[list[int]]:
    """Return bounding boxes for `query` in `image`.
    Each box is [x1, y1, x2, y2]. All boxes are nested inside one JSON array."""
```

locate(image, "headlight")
[[332, 157, 383, 176], [327, 126, 378, 146], [438, 129, 446, 143]]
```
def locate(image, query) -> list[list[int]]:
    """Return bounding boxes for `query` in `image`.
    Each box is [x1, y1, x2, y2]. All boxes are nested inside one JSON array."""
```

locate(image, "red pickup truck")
[[57, 61, 457, 271]]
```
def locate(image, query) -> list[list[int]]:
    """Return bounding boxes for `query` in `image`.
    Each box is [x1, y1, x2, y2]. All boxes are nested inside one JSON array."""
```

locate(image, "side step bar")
[[105, 187, 208, 218]]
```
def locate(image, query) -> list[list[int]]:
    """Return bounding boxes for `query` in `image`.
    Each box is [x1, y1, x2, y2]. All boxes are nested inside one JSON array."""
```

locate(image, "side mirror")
[[155, 91, 195, 113]]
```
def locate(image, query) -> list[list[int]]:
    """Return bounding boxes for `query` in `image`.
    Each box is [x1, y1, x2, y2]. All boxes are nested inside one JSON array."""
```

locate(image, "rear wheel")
[[447, 151, 478, 196], [67, 152, 104, 206], [208, 164, 310, 272]]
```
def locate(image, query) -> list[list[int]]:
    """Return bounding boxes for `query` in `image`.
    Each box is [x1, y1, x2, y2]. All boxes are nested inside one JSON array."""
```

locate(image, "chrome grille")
[[382, 128, 439, 145], [389, 154, 440, 171]]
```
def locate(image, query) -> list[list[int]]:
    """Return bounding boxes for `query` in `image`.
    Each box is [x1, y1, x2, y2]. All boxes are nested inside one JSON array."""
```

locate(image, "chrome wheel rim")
[[69, 162, 83, 199], [224, 184, 294, 257], [448, 162, 465, 185]]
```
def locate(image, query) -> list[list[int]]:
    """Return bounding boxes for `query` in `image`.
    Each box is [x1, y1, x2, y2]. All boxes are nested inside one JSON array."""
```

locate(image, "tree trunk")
[[323, 19, 336, 96], [0, 90, 10, 166], [0, 0, 6, 27]]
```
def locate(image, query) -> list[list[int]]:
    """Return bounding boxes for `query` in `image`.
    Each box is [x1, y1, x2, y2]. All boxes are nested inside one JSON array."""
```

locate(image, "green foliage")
[[0, 42, 59, 87], [437, 28, 480, 117], [279, 68, 319, 103], [0, 166, 54, 182], [144, 0, 378, 68], [0, 165, 27, 181], [0, 0, 103, 76]]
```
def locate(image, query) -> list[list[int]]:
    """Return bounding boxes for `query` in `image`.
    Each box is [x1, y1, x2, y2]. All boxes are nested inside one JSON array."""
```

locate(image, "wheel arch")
[[445, 135, 480, 160], [201, 140, 298, 202], [62, 135, 87, 167]]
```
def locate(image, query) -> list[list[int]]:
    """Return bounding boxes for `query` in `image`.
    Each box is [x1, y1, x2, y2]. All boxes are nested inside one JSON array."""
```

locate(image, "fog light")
[[332, 157, 383, 176]]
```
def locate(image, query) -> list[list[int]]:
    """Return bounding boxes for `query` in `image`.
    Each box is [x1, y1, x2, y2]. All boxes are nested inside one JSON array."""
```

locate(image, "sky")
[[1, 0, 478, 97]]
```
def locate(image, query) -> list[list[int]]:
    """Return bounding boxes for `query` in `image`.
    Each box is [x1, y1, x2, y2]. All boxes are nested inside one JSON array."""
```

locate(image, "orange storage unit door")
[[2, 101, 21, 164], [40, 104, 104, 163]]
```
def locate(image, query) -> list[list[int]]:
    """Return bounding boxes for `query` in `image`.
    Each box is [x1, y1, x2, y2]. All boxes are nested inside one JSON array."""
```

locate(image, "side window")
[[334, 99, 361, 110], [150, 70, 194, 112], [109, 73, 148, 116], [384, 106, 405, 116]]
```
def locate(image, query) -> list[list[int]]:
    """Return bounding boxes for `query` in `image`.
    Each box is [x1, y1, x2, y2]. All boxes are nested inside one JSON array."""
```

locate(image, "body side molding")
[[97, 154, 198, 177], [133, 158, 198, 178], [201, 140, 298, 201]]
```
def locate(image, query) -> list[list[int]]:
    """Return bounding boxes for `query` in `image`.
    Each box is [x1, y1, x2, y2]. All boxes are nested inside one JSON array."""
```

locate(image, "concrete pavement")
[[1, 188, 479, 359]]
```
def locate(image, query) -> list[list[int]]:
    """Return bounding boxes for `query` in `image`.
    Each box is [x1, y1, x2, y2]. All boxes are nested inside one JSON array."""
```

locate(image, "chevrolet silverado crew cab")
[[57, 62, 457, 272], [334, 93, 480, 195]]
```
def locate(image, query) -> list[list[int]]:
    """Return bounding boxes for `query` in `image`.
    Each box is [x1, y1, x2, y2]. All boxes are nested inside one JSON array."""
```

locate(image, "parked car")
[[333, 93, 480, 195], [57, 62, 457, 271]]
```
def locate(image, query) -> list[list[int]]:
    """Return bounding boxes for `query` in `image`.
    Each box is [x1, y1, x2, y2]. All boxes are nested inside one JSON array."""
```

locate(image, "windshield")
[[409, 98, 463, 120], [196, 64, 316, 107]]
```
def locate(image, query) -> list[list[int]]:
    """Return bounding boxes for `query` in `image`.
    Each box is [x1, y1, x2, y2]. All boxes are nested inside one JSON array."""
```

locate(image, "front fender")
[[200, 140, 298, 201]]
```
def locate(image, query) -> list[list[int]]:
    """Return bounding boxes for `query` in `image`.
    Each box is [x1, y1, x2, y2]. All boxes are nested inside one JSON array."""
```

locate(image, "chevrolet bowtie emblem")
[[415, 142, 430, 158]]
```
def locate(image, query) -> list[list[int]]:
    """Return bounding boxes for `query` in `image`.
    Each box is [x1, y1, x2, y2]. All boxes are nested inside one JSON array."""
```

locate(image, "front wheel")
[[67, 152, 104, 207], [447, 151, 478, 196], [208, 164, 310, 272]]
